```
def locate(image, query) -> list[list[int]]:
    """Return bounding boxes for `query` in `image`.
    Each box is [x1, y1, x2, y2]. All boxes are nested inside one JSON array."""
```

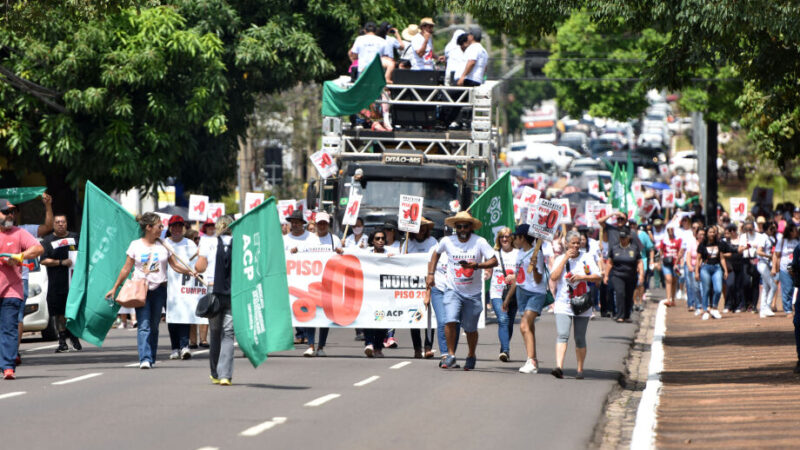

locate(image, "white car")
[[506, 142, 566, 167], [22, 259, 58, 340], [669, 150, 697, 174]]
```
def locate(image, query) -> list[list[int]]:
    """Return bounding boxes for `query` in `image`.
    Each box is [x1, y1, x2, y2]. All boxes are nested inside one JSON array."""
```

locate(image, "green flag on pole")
[[0, 186, 47, 205], [611, 163, 625, 210], [321, 55, 386, 117], [66, 181, 139, 346], [467, 171, 515, 243], [229, 197, 294, 368]]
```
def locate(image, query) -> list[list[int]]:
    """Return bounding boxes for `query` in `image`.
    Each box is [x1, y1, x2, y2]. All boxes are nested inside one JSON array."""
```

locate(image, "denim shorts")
[[661, 264, 675, 277], [443, 289, 483, 333], [516, 287, 546, 314]]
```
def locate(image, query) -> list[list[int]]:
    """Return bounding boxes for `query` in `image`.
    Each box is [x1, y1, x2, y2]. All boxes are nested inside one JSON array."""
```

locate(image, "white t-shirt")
[[553, 252, 600, 317], [436, 234, 495, 296], [283, 231, 311, 252], [406, 236, 437, 254], [759, 233, 777, 265], [737, 232, 762, 260], [351, 34, 387, 73], [198, 235, 233, 284], [383, 36, 401, 57], [653, 227, 667, 247], [126, 239, 170, 290], [385, 239, 403, 256], [775, 237, 799, 271], [410, 34, 434, 70], [490, 248, 517, 299], [343, 233, 368, 250], [303, 232, 343, 253], [681, 233, 697, 264], [165, 237, 202, 323], [430, 245, 451, 291], [462, 42, 488, 84], [515, 247, 546, 294], [444, 43, 465, 83]]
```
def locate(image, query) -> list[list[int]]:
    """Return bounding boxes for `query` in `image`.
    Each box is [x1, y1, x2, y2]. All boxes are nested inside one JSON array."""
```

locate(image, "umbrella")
[[641, 181, 670, 191], [156, 205, 189, 219]]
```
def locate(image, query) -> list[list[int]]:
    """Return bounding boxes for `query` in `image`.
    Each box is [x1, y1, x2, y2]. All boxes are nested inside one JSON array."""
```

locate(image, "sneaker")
[[180, 347, 192, 360], [210, 375, 220, 384], [374, 349, 384, 358], [189, 344, 199, 349], [550, 367, 564, 379], [219, 378, 232, 386], [303, 347, 315, 357], [386, 337, 399, 348], [519, 359, 537, 374], [464, 356, 476, 371], [734, 309, 743, 314], [723, 308, 730, 313], [199, 341, 209, 348], [442, 354, 457, 369], [139, 361, 151, 369], [169, 350, 180, 360], [414, 350, 423, 359], [364, 344, 374, 358], [116, 322, 126, 329], [55, 342, 69, 353], [710, 309, 722, 319], [315, 348, 327, 357], [499, 352, 509, 362], [694, 309, 703, 316], [355, 332, 365, 341], [702, 312, 710, 321], [688, 306, 695, 312], [761, 309, 775, 318], [3, 369, 15, 380]]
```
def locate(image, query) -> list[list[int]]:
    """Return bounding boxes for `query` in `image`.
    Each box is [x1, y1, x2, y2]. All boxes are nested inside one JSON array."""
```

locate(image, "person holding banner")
[[485, 227, 517, 363], [195, 216, 235, 385], [302, 212, 340, 357], [550, 230, 602, 379], [382, 220, 404, 255], [407, 218, 436, 359], [342, 217, 368, 250], [426, 211, 498, 371], [164, 215, 200, 360], [363, 229, 391, 358], [284, 210, 312, 254], [105, 213, 197, 369]]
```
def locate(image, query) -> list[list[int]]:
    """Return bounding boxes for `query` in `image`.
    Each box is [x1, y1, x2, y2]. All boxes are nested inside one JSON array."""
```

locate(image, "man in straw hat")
[[426, 211, 497, 370], [410, 17, 437, 70]]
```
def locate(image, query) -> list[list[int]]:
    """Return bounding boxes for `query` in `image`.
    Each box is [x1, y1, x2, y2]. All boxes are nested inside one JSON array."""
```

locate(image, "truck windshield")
[[361, 180, 458, 211], [525, 127, 555, 135]]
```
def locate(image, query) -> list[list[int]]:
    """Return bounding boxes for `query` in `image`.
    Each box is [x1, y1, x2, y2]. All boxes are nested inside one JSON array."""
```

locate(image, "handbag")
[[543, 264, 555, 307], [116, 278, 147, 308], [196, 293, 221, 318], [498, 250, 514, 304], [566, 260, 593, 315]]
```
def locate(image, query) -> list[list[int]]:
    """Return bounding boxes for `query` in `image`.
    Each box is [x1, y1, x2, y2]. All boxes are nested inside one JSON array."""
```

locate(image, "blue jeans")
[[135, 285, 167, 364], [17, 279, 28, 322], [430, 287, 458, 355], [303, 328, 328, 348], [700, 264, 723, 310], [779, 270, 795, 314], [685, 263, 700, 309], [757, 262, 777, 311], [167, 323, 190, 351], [1, 297, 23, 371], [490, 297, 517, 354]]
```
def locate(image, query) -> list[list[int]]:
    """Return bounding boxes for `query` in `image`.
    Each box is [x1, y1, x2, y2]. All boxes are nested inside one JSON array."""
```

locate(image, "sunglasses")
[[1, 208, 16, 215], [454, 224, 471, 230], [373, 236, 385, 241]]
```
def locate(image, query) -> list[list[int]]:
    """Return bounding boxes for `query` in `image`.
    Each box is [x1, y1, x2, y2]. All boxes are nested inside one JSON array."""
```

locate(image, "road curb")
[[629, 299, 667, 449]]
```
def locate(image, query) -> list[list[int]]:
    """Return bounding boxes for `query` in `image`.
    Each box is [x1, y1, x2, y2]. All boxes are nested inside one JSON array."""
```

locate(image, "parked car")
[[23, 258, 58, 341], [569, 157, 606, 175], [558, 131, 590, 155], [667, 116, 692, 135], [669, 150, 698, 174]]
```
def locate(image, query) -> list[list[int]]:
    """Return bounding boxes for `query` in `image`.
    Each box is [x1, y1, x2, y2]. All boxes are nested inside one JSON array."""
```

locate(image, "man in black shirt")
[[40, 215, 80, 352]]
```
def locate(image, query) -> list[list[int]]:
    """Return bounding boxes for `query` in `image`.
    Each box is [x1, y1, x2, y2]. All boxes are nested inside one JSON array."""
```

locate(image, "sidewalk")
[[655, 308, 800, 448]]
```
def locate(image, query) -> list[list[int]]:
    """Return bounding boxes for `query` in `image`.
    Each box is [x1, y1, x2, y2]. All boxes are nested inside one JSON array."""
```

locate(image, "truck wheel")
[[41, 315, 58, 341]]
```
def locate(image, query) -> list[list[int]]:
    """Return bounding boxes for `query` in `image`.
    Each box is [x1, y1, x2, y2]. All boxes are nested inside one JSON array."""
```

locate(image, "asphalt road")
[[1, 310, 638, 450]]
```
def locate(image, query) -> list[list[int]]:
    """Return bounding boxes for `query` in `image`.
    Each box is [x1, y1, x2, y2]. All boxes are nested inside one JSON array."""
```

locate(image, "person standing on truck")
[[349, 21, 394, 83], [426, 211, 498, 370], [456, 28, 488, 87], [410, 17, 437, 71], [444, 29, 466, 85]]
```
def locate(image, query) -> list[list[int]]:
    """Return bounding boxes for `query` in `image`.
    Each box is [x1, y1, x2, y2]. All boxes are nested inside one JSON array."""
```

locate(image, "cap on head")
[[514, 224, 530, 236], [0, 198, 15, 211], [469, 27, 482, 42], [618, 228, 631, 238], [756, 216, 766, 224], [316, 212, 331, 224], [383, 219, 398, 231], [168, 215, 185, 226], [653, 218, 664, 226]]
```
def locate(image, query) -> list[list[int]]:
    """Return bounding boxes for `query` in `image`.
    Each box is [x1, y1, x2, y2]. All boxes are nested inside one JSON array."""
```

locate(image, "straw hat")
[[420, 17, 435, 26], [444, 211, 482, 231], [419, 216, 434, 230], [401, 24, 419, 41]]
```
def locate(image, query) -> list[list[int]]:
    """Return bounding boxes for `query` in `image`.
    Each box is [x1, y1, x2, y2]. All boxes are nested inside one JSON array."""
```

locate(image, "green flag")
[[322, 55, 386, 117], [66, 181, 139, 346], [0, 186, 47, 204], [611, 163, 625, 210], [467, 171, 515, 243], [229, 197, 294, 367]]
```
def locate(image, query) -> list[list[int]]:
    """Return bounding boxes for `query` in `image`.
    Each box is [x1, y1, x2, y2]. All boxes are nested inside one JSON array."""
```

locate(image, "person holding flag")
[[426, 211, 498, 370]]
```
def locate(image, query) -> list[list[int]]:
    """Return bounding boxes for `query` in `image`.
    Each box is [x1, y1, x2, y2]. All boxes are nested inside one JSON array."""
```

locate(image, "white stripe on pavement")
[[304, 393, 340, 407], [25, 344, 58, 352], [239, 417, 287, 437], [0, 391, 26, 400], [125, 363, 140, 367], [630, 300, 668, 450], [193, 349, 209, 355], [353, 375, 380, 387], [196, 447, 219, 450], [390, 361, 411, 369], [52, 372, 103, 385]]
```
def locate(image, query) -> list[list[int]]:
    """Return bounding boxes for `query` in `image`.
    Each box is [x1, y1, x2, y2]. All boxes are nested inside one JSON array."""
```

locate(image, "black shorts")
[[47, 292, 69, 316]]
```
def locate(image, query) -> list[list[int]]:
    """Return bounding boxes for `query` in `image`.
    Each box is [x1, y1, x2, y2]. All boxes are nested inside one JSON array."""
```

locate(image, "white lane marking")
[[124, 363, 140, 367], [52, 372, 103, 385], [197, 447, 219, 450], [390, 361, 411, 370], [239, 417, 287, 437], [25, 344, 58, 352], [304, 393, 340, 407], [353, 375, 379, 387], [0, 391, 26, 400], [630, 300, 667, 450], [193, 349, 209, 355]]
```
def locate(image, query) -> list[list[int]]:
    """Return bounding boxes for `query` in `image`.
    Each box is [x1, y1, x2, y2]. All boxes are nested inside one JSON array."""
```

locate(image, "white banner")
[[554, 198, 571, 224], [398, 195, 423, 233], [662, 189, 676, 208], [310, 149, 338, 179], [287, 253, 454, 329], [730, 197, 748, 222], [188, 195, 208, 222], [526, 199, 562, 241], [166, 240, 208, 325], [277, 200, 296, 223], [208, 202, 225, 222], [244, 192, 264, 214], [586, 202, 612, 228], [342, 194, 362, 226]]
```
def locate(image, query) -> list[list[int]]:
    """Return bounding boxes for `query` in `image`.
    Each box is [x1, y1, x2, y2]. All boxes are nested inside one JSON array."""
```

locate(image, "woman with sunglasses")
[[696, 226, 727, 320], [485, 227, 517, 362], [756, 222, 778, 317], [363, 229, 390, 357]]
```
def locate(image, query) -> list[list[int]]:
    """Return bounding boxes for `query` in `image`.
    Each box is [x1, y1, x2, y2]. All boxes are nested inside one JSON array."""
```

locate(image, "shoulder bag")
[[195, 292, 221, 318], [116, 278, 147, 308], [566, 260, 593, 315], [498, 250, 515, 305]]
